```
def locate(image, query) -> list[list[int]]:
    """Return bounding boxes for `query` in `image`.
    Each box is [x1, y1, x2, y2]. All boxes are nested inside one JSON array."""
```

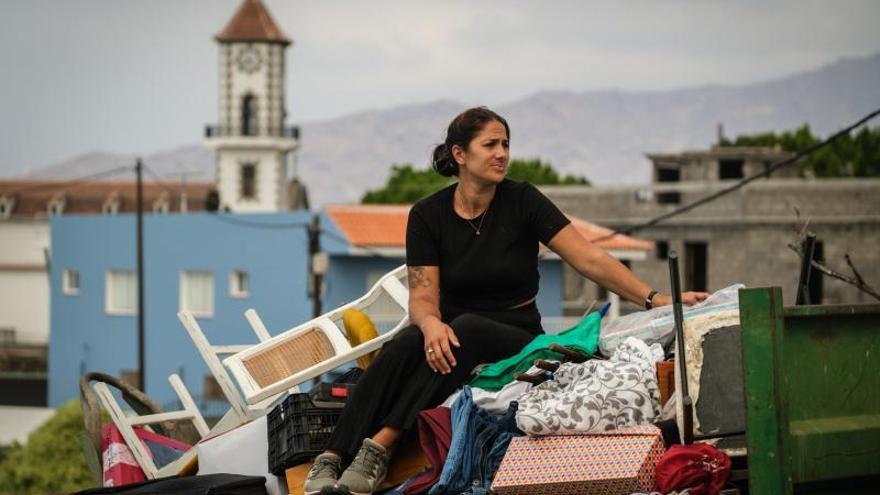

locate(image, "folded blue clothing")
[[428, 387, 521, 495]]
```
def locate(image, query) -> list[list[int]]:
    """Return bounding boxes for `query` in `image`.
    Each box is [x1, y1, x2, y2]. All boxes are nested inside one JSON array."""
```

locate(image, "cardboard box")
[[491, 425, 664, 495], [656, 360, 675, 406]]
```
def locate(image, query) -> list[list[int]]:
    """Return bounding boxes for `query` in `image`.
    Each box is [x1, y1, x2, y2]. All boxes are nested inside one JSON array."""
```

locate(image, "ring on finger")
[[426, 348, 435, 354]]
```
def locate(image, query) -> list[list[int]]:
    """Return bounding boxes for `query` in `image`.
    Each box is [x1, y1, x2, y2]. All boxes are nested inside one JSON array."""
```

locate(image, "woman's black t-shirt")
[[405, 178, 571, 313]]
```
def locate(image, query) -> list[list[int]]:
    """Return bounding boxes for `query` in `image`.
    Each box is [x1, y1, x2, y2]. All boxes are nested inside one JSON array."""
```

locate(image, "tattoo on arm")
[[408, 267, 432, 289]]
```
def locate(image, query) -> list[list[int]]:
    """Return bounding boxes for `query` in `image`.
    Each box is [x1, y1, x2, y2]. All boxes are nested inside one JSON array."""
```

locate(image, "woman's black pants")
[[326, 306, 542, 459]]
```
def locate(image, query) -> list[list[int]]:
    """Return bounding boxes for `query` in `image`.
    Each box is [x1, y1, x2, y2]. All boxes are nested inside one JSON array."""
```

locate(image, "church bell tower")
[[206, 0, 300, 212]]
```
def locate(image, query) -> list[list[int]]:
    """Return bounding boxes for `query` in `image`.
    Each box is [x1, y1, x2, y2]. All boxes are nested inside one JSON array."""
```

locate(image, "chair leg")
[[94, 382, 160, 478], [168, 374, 210, 437]]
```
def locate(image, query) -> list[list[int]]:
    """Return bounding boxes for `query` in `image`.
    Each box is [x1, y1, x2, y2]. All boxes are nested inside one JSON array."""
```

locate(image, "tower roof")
[[215, 0, 290, 45]]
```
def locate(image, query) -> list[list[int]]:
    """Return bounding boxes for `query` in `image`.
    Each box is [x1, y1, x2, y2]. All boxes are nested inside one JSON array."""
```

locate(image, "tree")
[[361, 158, 590, 204], [361, 164, 452, 204], [0, 400, 94, 494], [719, 124, 880, 178], [507, 158, 591, 186]]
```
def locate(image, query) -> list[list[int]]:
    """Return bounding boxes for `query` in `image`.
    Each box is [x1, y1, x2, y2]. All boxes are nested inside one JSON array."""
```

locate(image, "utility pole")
[[135, 159, 146, 392], [308, 213, 327, 318]]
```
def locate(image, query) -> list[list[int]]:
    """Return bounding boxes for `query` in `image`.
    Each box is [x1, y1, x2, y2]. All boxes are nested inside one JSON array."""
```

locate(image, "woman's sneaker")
[[303, 452, 342, 495], [335, 438, 389, 495]]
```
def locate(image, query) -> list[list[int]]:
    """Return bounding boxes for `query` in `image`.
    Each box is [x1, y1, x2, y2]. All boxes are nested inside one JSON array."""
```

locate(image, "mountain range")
[[28, 52, 880, 206]]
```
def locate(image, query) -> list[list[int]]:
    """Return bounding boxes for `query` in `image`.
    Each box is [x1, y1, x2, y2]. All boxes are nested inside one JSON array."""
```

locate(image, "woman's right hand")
[[420, 318, 460, 374]]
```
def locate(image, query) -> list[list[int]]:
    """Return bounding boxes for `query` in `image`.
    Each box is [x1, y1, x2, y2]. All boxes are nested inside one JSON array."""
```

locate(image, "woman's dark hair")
[[432, 107, 510, 177]]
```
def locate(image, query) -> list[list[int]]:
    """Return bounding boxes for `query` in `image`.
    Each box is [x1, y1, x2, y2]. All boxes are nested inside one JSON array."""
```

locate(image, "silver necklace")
[[459, 192, 491, 236]]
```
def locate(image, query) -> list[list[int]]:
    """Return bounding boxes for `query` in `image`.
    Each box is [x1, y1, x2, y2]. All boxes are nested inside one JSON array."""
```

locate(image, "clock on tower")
[[236, 46, 262, 73]]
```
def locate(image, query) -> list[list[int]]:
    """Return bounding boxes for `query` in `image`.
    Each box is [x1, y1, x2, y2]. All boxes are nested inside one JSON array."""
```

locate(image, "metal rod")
[[135, 158, 145, 393], [669, 252, 694, 444], [693, 430, 746, 441], [796, 232, 817, 305]]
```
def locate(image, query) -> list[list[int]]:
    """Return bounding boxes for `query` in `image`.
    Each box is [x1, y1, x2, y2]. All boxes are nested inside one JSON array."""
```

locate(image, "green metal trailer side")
[[740, 287, 880, 494]]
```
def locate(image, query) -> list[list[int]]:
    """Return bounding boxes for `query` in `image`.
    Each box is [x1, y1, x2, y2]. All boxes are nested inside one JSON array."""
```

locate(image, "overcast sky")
[[2, 0, 879, 176]]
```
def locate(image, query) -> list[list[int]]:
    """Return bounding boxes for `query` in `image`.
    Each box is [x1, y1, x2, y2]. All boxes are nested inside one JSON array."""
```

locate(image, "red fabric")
[[405, 407, 452, 495], [655, 443, 732, 495], [100, 423, 191, 487]]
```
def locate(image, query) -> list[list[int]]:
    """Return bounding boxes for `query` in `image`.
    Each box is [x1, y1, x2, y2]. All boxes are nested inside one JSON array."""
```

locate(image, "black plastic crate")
[[267, 393, 343, 475], [308, 382, 357, 408]]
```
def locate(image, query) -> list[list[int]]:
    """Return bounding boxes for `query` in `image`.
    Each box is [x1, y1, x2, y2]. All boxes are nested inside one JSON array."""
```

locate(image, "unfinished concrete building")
[[543, 146, 880, 314]]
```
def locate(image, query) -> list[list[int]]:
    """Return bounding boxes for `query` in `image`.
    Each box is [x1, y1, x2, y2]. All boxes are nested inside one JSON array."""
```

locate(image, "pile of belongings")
[[79, 282, 743, 495]]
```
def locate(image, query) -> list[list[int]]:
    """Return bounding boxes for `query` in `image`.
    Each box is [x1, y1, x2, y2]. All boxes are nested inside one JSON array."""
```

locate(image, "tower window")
[[719, 159, 745, 180], [242, 93, 258, 136], [241, 164, 257, 200]]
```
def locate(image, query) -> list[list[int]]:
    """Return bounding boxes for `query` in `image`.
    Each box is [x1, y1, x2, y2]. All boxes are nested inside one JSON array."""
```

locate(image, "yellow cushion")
[[342, 309, 379, 369]]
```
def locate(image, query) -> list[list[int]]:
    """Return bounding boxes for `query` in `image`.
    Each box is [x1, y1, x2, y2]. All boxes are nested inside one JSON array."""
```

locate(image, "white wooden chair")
[[93, 374, 209, 479], [224, 264, 410, 405], [176, 309, 285, 423]]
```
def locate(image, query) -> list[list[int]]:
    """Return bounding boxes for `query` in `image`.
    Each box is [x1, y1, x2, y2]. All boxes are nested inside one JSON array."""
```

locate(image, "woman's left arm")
[[546, 224, 708, 308]]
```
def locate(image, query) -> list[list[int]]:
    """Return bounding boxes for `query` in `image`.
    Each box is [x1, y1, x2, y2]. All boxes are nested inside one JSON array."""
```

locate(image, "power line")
[[204, 212, 392, 257], [205, 213, 311, 229], [591, 106, 880, 242], [140, 165, 180, 195]]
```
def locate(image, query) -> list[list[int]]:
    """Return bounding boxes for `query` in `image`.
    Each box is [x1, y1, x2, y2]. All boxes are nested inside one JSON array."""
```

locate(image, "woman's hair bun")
[[430, 107, 509, 178], [431, 143, 459, 177]]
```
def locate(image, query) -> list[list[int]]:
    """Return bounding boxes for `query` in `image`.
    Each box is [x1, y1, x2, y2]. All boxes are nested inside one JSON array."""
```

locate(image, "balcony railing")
[[205, 125, 300, 139]]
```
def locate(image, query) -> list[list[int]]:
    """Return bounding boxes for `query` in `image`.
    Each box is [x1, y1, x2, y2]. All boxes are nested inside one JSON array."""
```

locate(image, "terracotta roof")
[[215, 0, 290, 45], [0, 179, 213, 219], [326, 205, 410, 247], [324, 204, 653, 252]]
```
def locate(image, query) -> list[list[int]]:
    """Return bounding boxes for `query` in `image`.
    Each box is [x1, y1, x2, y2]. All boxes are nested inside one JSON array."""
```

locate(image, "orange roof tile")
[[215, 0, 290, 45], [324, 204, 653, 252], [325, 205, 410, 247], [0, 179, 213, 218]]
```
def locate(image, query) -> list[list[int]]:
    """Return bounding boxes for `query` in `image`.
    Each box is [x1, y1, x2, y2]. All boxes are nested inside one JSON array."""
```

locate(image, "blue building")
[[49, 212, 313, 409], [49, 205, 639, 411]]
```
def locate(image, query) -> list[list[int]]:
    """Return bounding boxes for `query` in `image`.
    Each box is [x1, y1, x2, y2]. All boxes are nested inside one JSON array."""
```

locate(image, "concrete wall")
[[48, 212, 312, 407]]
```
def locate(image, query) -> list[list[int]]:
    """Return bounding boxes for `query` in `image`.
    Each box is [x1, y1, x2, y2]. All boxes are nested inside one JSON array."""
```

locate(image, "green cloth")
[[468, 312, 602, 391]]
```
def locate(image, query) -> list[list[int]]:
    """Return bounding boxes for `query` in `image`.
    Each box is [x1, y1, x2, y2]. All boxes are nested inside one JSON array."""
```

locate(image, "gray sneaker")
[[303, 452, 342, 495], [335, 438, 390, 495]]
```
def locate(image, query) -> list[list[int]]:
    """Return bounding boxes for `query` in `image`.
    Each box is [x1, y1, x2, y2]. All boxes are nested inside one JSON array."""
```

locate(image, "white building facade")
[[206, 0, 300, 213], [0, 220, 49, 345]]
